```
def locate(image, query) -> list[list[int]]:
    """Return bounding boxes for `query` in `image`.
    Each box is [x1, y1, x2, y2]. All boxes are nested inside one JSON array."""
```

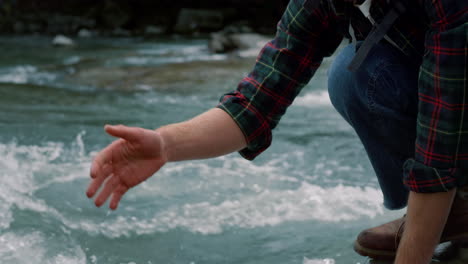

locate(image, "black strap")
[[347, 1, 406, 71]]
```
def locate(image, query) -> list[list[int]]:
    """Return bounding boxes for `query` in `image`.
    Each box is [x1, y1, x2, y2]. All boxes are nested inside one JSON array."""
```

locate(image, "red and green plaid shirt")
[[217, 0, 468, 193]]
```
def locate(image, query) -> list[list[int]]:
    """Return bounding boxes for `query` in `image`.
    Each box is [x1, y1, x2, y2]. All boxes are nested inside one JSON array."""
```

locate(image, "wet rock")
[[458, 246, 468, 261], [27, 22, 43, 33], [208, 32, 270, 56], [65, 59, 253, 92], [229, 33, 270, 50], [100, 0, 130, 29], [77, 29, 94, 38], [46, 14, 96, 35], [144, 25, 165, 36], [174, 9, 224, 34], [13, 21, 26, 34], [0, 0, 14, 32], [52, 35, 75, 46], [111, 28, 131, 37], [208, 32, 235, 53], [222, 21, 254, 34], [0, 1, 287, 36]]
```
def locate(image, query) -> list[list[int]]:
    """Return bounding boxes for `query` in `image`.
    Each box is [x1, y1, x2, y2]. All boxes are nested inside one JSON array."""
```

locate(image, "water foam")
[[63, 56, 81, 65], [138, 43, 206, 56], [0, 132, 383, 239], [56, 151, 383, 237], [294, 91, 332, 107], [0, 132, 89, 229], [303, 258, 335, 264], [0, 134, 89, 263], [48, 250, 86, 264], [0, 232, 46, 263], [0, 232, 86, 264], [123, 54, 227, 66], [161, 182, 382, 233], [0, 65, 56, 84], [125, 43, 227, 65], [59, 180, 383, 237]]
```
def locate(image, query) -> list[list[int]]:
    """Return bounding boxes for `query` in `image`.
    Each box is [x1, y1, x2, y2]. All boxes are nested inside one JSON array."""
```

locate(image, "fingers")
[[86, 169, 111, 198], [94, 175, 119, 207], [109, 185, 128, 210], [90, 144, 115, 179], [92, 175, 129, 210], [87, 124, 143, 209], [105, 124, 141, 142]]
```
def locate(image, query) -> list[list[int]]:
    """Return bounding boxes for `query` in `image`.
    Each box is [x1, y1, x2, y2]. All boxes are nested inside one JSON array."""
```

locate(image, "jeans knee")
[[327, 44, 361, 121]]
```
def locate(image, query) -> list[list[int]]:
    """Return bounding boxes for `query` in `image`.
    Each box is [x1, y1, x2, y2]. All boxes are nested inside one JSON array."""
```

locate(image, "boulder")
[[174, 9, 224, 34], [111, 28, 131, 37], [222, 21, 254, 34], [229, 33, 270, 50], [77, 29, 94, 38], [27, 22, 43, 33], [208, 32, 236, 53], [144, 25, 165, 36], [100, 0, 130, 29], [52, 35, 75, 46], [208, 32, 270, 56], [13, 21, 25, 34], [46, 14, 96, 35]]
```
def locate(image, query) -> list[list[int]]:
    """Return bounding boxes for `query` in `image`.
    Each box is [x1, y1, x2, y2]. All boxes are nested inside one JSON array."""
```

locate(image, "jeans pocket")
[[367, 59, 417, 120]]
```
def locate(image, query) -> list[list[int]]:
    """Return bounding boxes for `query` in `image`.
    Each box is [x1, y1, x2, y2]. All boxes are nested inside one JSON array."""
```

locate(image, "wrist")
[[395, 190, 456, 263], [154, 125, 174, 162]]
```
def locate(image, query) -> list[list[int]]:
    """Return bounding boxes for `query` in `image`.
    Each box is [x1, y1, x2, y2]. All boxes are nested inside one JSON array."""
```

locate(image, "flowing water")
[[0, 36, 406, 264]]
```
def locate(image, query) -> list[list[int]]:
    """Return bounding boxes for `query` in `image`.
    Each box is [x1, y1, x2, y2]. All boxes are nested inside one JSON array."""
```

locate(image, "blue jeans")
[[328, 42, 419, 210]]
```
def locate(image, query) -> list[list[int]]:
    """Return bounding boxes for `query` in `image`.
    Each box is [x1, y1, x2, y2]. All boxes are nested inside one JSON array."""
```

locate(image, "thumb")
[[104, 125, 140, 142]]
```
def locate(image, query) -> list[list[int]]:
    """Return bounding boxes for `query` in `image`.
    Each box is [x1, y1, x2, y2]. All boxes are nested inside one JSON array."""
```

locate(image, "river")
[[0, 35, 411, 264]]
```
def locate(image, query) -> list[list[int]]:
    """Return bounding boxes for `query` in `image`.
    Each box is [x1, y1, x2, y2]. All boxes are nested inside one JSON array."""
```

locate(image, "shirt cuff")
[[403, 159, 466, 193], [217, 91, 272, 161]]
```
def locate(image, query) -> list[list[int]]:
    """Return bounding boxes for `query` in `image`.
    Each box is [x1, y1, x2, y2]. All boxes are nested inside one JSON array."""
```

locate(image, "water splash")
[[0, 65, 56, 84], [0, 232, 86, 264], [55, 181, 383, 238], [294, 91, 332, 107], [0, 132, 89, 229], [0, 132, 383, 239], [303, 257, 335, 264]]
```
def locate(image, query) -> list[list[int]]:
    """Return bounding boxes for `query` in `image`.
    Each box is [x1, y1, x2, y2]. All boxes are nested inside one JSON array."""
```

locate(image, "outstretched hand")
[[86, 125, 167, 210]]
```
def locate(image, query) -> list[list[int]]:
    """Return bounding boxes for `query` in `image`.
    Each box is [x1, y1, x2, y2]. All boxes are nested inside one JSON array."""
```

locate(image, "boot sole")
[[353, 232, 468, 260], [353, 240, 396, 260]]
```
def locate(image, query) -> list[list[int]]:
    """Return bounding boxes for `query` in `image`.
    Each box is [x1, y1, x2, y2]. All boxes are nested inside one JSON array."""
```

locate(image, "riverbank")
[[0, 0, 289, 36]]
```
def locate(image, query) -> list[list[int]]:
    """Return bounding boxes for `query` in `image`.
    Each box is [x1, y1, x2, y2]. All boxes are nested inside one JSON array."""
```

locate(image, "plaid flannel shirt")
[[217, 0, 468, 193]]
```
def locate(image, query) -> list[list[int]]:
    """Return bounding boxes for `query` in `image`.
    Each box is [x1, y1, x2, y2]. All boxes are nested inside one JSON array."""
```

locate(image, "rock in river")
[[52, 35, 75, 46], [209, 32, 270, 56], [174, 9, 224, 34]]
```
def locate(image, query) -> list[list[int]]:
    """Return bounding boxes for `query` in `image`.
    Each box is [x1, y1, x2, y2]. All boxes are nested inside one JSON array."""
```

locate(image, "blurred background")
[[0, 1, 407, 264], [0, 0, 290, 36]]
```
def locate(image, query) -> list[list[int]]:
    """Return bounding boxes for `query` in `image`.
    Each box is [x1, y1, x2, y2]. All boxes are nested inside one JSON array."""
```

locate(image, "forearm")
[[156, 108, 247, 162], [395, 189, 456, 263]]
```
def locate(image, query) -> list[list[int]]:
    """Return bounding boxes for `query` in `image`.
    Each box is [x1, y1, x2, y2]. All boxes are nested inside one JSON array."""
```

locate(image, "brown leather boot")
[[354, 192, 468, 260]]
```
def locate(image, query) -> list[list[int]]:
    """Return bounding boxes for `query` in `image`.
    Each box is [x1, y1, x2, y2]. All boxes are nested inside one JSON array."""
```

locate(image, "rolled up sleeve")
[[403, 0, 468, 192], [217, 0, 343, 160]]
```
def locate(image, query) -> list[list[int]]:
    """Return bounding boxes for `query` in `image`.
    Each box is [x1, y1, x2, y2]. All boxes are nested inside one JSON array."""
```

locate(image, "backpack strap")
[[347, 0, 406, 71]]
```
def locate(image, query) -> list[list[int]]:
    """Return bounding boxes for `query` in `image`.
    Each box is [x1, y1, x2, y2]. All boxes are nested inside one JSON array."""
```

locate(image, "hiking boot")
[[353, 216, 404, 259], [354, 192, 468, 260]]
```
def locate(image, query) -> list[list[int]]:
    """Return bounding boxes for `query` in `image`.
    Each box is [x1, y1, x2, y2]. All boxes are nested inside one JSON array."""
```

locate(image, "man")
[[86, 0, 467, 262]]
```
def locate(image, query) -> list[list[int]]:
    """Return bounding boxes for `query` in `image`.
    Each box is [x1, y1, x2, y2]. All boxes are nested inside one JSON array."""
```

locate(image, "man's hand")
[[86, 108, 247, 210], [86, 125, 168, 210]]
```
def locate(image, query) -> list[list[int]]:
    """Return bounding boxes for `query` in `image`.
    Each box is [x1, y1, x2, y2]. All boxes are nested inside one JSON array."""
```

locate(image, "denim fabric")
[[328, 42, 419, 209]]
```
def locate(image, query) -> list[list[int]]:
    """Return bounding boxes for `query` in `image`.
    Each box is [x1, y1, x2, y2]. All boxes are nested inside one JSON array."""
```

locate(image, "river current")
[[0, 36, 405, 264]]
